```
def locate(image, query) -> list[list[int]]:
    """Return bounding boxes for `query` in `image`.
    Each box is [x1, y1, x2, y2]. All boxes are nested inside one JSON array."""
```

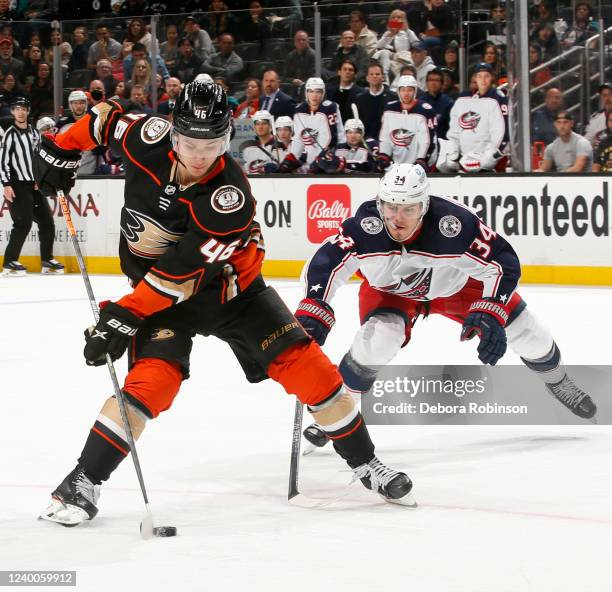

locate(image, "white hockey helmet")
[[377, 163, 430, 215], [36, 116, 55, 132], [344, 118, 364, 133], [305, 77, 325, 97], [252, 109, 274, 127], [274, 115, 293, 131], [68, 90, 87, 103], [396, 75, 418, 89], [194, 73, 214, 84]]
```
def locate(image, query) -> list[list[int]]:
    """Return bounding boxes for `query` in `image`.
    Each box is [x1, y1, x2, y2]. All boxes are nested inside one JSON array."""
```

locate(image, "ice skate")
[[545, 375, 597, 419], [352, 457, 416, 507], [2, 261, 26, 276], [41, 259, 65, 274], [39, 466, 100, 526]]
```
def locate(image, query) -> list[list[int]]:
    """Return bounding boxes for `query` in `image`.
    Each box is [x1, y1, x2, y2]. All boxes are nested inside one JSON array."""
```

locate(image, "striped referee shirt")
[[0, 123, 40, 185]]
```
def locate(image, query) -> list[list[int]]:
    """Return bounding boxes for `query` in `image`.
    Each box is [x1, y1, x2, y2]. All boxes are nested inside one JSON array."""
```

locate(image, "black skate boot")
[[2, 261, 27, 276], [352, 456, 416, 507], [39, 466, 100, 526], [303, 423, 330, 448], [41, 259, 65, 274], [545, 375, 597, 419]]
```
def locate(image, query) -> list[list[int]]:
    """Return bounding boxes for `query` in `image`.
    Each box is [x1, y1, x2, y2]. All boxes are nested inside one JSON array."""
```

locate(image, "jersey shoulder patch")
[[140, 117, 171, 144], [322, 100, 332, 107], [421, 102, 433, 110]]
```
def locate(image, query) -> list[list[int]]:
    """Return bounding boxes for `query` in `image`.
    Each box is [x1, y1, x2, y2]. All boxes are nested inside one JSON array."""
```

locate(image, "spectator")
[[45, 30, 72, 75], [536, 111, 592, 172], [373, 9, 420, 84], [326, 59, 365, 124], [354, 62, 397, 140], [112, 79, 126, 99], [159, 24, 180, 72], [123, 41, 170, 82], [439, 67, 459, 100], [152, 73, 169, 105], [478, 41, 507, 86], [199, 33, 243, 83], [88, 22, 122, 70], [113, 40, 132, 81], [532, 86, 564, 145], [531, 22, 559, 61], [279, 77, 345, 172], [0, 26, 20, 54], [379, 74, 437, 170], [592, 110, 612, 172], [88, 79, 106, 106], [124, 17, 157, 55], [347, 10, 378, 57], [585, 83, 612, 147], [419, 0, 456, 51], [0, 0, 17, 21], [157, 76, 182, 115], [530, 1, 556, 34], [129, 58, 152, 95], [260, 68, 296, 118], [119, 0, 148, 17], [421, 68, 453, 139], [241, 0, 271, 47], [0, 72, 25, 116], [487, 3, 507, 47], [22, 0, 59, 21], [561, 2, 599, 50], [68, 26, 91, 71], [442, 41, 459, 84], [213, 76, 240, 113], [22, 45, 44, 87], [130, 83, 154, 114], [28, 62, 53, 121], [283, 30, 315, 101], [0, 36, 24, 80], [234, 77, 261, 119], [326, 30, 369, 83], [240, 109, 285, 174], [408, 42, 436, 91], [95, 58, 118, 97], [171, 37, 202, 83], [201, 0, 240, 43], [182, 15, 213, 61], [529, 43, 552, 90]]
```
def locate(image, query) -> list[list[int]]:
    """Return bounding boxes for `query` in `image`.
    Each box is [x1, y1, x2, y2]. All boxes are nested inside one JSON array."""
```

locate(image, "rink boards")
[[0, 174, 610, 285]]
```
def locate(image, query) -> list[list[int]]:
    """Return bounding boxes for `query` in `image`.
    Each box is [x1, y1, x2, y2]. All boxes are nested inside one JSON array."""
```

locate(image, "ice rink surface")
[[1, 275, 611, 592]]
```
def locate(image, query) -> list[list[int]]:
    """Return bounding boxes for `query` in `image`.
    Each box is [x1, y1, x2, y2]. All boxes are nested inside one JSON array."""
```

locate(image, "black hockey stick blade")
[[288, 399, 304, 500]]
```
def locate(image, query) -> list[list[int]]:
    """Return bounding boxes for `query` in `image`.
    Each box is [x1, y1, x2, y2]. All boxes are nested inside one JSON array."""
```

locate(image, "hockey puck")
[[153, 526, 177, 537]]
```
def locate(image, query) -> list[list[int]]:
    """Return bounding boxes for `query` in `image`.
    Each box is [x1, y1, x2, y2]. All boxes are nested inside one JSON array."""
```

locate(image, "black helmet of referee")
[[10, 96, 31, 110], [172, 80, 230, 140]]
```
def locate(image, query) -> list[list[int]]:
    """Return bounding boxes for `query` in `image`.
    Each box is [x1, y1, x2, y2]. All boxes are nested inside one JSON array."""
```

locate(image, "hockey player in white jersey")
[[378, 75, 437, 171], [279, 77, 345, 172], [274, 116, 293, 151], [334, 118, 379, 173], [438, 62, 508, 173], [239, 110, 287, 174], [295, 163, 596, 446]]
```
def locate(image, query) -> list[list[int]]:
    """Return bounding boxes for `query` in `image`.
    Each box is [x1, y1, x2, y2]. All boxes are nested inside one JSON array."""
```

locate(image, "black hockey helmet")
[[10, 96, 31, 110], [172, 80, 230, 140]]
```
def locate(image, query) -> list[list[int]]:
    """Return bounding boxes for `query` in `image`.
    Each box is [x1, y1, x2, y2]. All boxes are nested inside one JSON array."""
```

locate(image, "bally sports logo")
[[458, 111, 481, 131], [307, 184, 350, 243]]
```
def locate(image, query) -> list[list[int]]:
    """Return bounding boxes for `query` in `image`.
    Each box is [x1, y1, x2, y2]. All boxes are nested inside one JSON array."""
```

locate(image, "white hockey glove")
[[436, 139, 460, 173], [459, 152, 484, 173], [479, 149, 503, 171]]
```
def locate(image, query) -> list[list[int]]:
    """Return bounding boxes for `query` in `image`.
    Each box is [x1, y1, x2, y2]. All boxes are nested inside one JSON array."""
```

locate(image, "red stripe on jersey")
[[92, 427, 129, 456], [122, 119, 162, 186], [183, 199, 256, 237]]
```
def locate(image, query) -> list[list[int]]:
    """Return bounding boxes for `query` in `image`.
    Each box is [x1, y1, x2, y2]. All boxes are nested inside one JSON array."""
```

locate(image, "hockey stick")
[[57, 189, 173, 539], [350, 103, 376, 156]]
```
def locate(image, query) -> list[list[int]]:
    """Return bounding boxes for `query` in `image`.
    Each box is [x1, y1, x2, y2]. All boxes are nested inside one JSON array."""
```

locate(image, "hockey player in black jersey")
[[297, 163, 597, 448], [34, 81, 414, 526]]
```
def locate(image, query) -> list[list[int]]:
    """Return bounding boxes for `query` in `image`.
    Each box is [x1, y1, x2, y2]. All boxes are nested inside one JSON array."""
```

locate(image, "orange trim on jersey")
[[149, 266, 205, 281], [92, 426, 129, 456], [53, 115, 97, 151], [122, 119, 162, 186], [328, 417, 363, 441], [186, 199, 255, 237], [199, 156, 226, 184], [117, 281, 173, 317]]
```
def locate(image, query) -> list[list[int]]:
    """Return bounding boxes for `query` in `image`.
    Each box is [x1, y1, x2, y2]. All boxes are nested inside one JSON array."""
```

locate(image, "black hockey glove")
[[279, 153, 301, 173], [263, 161, 280, 174], [377, 153, 392, 172], [460, 298, 509, 365], [34, 135, 82, 196], [295, 298, 336, 346], [83, 301, 143, 366], [315, 150, 345, 174]]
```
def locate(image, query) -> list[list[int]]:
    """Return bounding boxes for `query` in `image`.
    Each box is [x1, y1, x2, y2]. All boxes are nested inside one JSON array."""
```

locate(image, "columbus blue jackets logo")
[[390, 129, 415, 147], [247, 159, 266, 174], [458, 111, 481, 131], [360, 216, 383, 234], [380, 269, 433, 298], [301, 128, 319, 146], [438, 215, 462, 238]]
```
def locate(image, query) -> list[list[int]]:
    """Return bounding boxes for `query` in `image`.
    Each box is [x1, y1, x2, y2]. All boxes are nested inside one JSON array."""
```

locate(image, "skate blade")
[[302, 443, 318, 456], [381, 491, 418, 508], [1, 269, 26, 277], [41, 268, 65, 275], [38, 498, 88, 526]]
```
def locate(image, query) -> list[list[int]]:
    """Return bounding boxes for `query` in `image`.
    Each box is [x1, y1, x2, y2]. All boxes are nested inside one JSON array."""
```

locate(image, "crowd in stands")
[[0, 0, 608, 174]]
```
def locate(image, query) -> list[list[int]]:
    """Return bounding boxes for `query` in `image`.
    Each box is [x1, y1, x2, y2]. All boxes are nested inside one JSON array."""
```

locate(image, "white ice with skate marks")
[[0, 275, 611, 592]]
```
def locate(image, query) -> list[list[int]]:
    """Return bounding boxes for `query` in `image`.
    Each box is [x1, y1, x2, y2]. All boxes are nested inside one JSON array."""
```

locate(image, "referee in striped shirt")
[[1, 97, 63, 275]]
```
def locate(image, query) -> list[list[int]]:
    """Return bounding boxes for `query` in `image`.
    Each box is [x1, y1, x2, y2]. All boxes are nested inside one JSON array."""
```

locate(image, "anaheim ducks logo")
[[151, 328, 175, 341], [121, 208, 184, 259], [390, 129, 415, 147], [458, 111, 481, 131], [301, 127, 319, 146]]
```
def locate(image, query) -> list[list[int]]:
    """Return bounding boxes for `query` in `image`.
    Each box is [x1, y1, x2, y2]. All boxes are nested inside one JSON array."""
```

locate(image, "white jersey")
[[240, 137, 288, 174], [447, 89, 509, 156], [290, 100, 346, 165]]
